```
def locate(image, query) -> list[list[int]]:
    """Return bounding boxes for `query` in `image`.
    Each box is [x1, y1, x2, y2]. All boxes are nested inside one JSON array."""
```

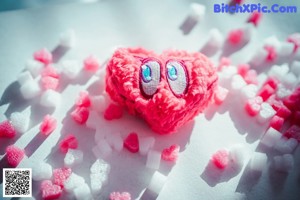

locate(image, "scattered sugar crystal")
[[40, 89, 61, 108], [10, 112, 30, 134], [146, 150, 161, 170], [20, 79, 41, 99], [64, 149, 83, 167]]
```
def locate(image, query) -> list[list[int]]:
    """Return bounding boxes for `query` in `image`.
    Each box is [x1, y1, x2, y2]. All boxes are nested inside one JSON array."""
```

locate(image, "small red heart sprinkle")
[[71, 107, 89, 124], [161, 144, 180, 162], [124, 132, 139, 153], [41, 180, 62, 200], [59, 134, 78, 154], [211, 149, 229, 169]]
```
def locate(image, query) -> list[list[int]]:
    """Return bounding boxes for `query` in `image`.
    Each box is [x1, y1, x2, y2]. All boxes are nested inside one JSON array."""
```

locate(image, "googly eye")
[[166, 60, 188, 96], [140, 59, 161, 97]]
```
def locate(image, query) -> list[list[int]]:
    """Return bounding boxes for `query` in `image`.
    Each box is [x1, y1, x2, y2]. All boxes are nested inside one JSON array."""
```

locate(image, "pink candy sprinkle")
[[59, 134, 78, 153], [237, 64, 250, 78], [264, 78, 279, 90], [270, 115, 284, 131], [245, 96, 263, 116], [6, 145, 25, 167], [75, 91, 91, 108], [247, 11, 262, 27], [110, 192, 131, 200], [53, 167, 72, 188], [258, 84, 275, 101], [0, 120, 16, 138], [104, 103, 123, 120], [84, 55, 100, 72], [34, 48, 52, 65], [211, 149, 229, 169], [41, 76, 59, 90], [71, 107, 89, 124], [227, 29, 243, 45], [40, 115, 57, 136], [214, 86, 228, 105], [41, 180, 62, 200], [124, 132, 139, 153], [264, 45, 277, 62], [287, 33, 300, 53], [161, 144, 180, 162]]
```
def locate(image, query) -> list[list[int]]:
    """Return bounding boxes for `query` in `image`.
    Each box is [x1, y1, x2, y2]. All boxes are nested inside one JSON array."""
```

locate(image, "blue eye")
[[167, 65, 178, 81], [141, 65, 152, 83]]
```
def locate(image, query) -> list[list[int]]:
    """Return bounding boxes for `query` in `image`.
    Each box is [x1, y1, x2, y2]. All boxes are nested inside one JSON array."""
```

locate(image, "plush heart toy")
[[105, 47, 218, 134]]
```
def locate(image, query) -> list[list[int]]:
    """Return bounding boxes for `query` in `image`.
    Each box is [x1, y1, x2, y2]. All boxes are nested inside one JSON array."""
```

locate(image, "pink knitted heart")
[[105, 47, 218, 134]]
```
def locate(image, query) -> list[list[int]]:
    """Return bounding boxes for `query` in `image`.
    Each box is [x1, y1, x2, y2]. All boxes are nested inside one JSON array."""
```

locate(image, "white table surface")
[[0, 0, 300, 199]]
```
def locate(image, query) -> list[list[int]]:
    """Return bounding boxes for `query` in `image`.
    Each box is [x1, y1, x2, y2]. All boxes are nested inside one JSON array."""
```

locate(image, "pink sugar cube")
[[53, 167, 72, 188], [264, 45, 277, 62], [237, 64, 250, 78], [104, 103, 123, 120], [41, 76, 59, 90], [287, 33, 300, 53], [227, 29, 243, 45], [42, 65, 59, 78], [84, 55, 100, 72], [247, 11, 262, 27], [264, 77, 279, 90], [41, 180, 62, 200], [211, 149, 229, 169], [71, 107, 89, 124], [292, 111, 300, 126], [276, 105, 292, 119], [124, 132, 139, 153], [284, 125, 300, 142], [214, 86, 228, 105], [161, 144, 180, 162], [6, 145, 25, 167], [244, 69, 258, 85], [34, 48, 52, 64], [75, 91, 91, 108], [110, 192, 131, 200], [283, 95, 298, 110], [258, 84, 275, 101], [218, 57, 231, 71], [59, 134, 78, 153], [245, 96, 263, 116], [40, 115, 57, 136], [270, 115, 284, 131], [0, 120, 16, 138]]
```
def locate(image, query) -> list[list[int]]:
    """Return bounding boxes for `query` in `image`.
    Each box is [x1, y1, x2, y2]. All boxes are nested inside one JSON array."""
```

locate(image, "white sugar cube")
[[219, 65, 237, 88], [202, 28, 224, 55], [10, 112, 30, 133], [20, 79, 41, 99], [257, 103, 276, 124], [73, 183, 92, 200], [264, 36, 281, 51], [40, 89, 61, 108], [94, 129, 106, 144], [274, 137, 298, 154], [95, 139, 112, 158], [278, 42, 294, 58], [230, 74, 247, 93], [17, 71, 33, 85], [31, 161, 52, 181], [64, 149, 83, 167], [61, 60, 81, 79], [189, 3, 206, 21], [276, 84, 292, 99], [146, 150, 161, 170], [257, 73, 268, 88], [229, 144, 246, 169], [242, 24, 254, 43], [249, 152, 267, 172], [148, 171, 167, 195], [91, 95, 107, 113], [291, 61, 300, 77], [90, 173, 103, 195], [106, 132, 123, 152], [260, 127, 282, 148], [90, 159, 111, 175], [268, 64, 289, 81], [273, 154, 294, 172], [250, 48, 268, 66], [25, 60, 43, 77], [59, 29, 76, 48], [240, 84, 258, 102], [86, 111, 100, 130], [139, 137, 155, 156], [282, 72, 298, 89], [64, 172, 85, 192]]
